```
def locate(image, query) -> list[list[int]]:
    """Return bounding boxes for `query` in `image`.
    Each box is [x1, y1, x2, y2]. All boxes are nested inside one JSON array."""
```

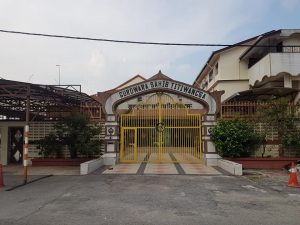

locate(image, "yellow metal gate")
[[120, 93, 202, 163]]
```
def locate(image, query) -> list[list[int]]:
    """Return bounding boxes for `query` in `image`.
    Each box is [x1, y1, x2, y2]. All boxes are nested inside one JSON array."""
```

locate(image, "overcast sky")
[[0, 0, 299, 94]]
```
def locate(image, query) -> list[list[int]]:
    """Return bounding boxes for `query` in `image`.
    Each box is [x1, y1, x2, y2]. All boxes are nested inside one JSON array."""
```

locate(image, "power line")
[[0, 29, 232, 46], [0, 29, 299, 48]]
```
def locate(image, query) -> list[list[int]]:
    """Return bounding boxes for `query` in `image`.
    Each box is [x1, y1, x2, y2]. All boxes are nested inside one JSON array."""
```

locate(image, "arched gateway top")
[[102, 72, 223, 166], [104, 73, 220, 115]]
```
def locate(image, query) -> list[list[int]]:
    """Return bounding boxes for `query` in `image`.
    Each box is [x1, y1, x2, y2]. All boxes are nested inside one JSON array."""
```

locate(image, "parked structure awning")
[[0, 79, 101, 121]]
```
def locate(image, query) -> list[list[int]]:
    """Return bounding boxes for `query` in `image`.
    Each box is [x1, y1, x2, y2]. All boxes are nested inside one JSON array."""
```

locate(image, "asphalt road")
[[1, 174, 300, 225]]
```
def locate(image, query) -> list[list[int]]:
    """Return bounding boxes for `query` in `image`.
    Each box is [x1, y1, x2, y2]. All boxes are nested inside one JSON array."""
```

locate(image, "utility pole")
[[23, 86, 30, 184]]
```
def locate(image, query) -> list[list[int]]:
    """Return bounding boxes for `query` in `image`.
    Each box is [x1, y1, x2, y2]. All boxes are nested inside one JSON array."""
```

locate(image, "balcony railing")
[[220, 101, 299, 119]]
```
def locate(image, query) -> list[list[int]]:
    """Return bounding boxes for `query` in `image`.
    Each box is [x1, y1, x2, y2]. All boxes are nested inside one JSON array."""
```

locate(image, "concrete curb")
[[218, 159, 243, 175], [80, 158, 104, 175]]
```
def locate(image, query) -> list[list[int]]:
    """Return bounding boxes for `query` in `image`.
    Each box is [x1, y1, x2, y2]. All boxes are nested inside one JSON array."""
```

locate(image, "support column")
[[103, 114, 119, 165], [202, 114, 221, 166]]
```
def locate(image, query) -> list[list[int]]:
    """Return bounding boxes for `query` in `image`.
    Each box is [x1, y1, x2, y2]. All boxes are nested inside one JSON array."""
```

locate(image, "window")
[[214, 63, 218, 75], [209, 70, 213, 82], [205, 81, 208, 88]]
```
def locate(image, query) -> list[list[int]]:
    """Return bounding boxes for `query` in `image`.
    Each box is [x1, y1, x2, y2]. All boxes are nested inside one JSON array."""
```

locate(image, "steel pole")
[[23, 88, 30, 184]]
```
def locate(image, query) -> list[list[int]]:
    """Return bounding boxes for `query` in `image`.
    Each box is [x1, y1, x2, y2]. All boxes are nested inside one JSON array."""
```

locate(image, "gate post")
[[202, 114, 221, 166], [103, 114, 119, 165]]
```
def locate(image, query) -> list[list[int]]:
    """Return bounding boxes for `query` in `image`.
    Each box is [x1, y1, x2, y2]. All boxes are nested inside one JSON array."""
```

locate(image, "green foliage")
[[283, 128, 300, 157], [36, 113, 102, 158], [253, 98, 300, 156], [255, 98, 296, 129], [36, 132, 63, 158], [283, 129, 300, 147], [211, 119, 260, 157], [55, 113, 102, 158]]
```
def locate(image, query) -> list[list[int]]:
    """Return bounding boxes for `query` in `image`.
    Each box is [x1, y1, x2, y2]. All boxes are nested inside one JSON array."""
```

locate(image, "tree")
[[36, 113, 102, 159], [55, 113, 102, 158]]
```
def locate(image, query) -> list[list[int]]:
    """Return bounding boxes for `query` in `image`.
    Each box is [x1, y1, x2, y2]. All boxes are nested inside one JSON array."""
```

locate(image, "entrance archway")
[[120, 92, 201, 163], [102, 72, 223, 166]]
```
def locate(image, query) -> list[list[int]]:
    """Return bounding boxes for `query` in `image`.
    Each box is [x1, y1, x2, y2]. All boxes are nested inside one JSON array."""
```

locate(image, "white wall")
[[205, 46, 251, 93], [218, 47, 251, 81], [248, 54, 271, 86], [271, 53, 300, 76], [249, 53, 300, 86], [212, 80, 249, 102], [283, 37, 300, 46]]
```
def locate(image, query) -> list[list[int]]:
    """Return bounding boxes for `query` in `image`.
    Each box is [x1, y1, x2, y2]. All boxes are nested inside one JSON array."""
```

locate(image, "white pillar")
[[284, 74, 292, 88]]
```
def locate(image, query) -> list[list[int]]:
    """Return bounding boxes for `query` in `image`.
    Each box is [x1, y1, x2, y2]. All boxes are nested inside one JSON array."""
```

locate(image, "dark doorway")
[[8, 127, 24, 164]]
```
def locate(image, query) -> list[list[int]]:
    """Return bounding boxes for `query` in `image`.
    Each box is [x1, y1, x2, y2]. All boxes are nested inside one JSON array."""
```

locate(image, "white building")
[[193, 29, 300, 103]]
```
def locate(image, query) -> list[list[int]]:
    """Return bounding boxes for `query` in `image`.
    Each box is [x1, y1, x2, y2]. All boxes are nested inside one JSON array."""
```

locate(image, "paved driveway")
[[1, 173, 300, 225], [102, 163, 221, 175]]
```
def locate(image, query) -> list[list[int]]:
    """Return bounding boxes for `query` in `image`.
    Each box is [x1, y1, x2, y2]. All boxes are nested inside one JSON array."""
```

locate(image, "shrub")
[[36, 132, 63, 158], [211, 118, 260, 157]]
